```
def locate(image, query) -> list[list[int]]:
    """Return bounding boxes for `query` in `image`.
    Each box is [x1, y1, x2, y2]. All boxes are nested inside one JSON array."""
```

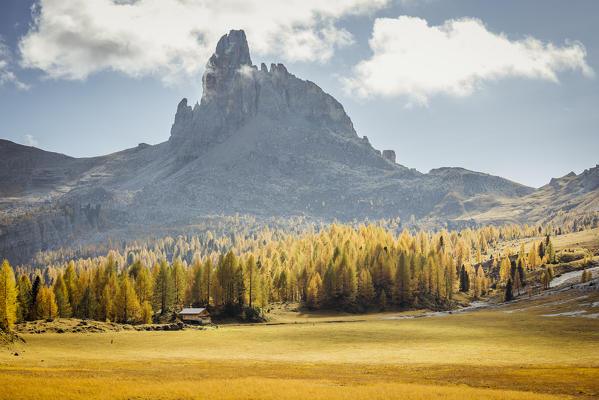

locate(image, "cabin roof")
[[179, 307, 208, 315]]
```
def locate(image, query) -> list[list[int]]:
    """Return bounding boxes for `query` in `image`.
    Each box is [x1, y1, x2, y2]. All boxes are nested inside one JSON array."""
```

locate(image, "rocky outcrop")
[[382, 150, 396, 164], [580, 165, 599, 192]]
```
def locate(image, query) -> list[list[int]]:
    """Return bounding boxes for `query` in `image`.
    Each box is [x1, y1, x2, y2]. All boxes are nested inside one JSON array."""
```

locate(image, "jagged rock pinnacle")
[[202, 30, 252, 100], [212, 30, 252, 70], [169, 29, 359, 156]]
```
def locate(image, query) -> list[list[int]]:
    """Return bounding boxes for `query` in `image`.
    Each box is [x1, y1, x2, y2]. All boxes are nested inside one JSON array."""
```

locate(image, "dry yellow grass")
[[0, 373, 575, 400], [495, 227, 599, 255], [550, 228, 599, 250], [2, 291, 599, 400]]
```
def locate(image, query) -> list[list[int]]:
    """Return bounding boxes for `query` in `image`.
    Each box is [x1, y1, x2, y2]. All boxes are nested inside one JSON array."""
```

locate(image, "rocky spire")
[[201, 30, 252, 104], [169, 29, 359, 155], [169, 97, 194, 142]]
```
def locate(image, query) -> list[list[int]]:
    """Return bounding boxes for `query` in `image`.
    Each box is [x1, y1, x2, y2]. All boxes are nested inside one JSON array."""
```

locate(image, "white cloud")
[[24, 134, 39, 147], [344, 16, 594, 106], [19, 0, 390, 85], [0, 38, 29, 90]]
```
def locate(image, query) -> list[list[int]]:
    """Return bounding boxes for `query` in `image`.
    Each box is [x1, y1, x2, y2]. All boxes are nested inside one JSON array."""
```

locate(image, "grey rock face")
[[382, 150, 396, 164], [169, 30, 357, 158], [580, 165, 599, 191]]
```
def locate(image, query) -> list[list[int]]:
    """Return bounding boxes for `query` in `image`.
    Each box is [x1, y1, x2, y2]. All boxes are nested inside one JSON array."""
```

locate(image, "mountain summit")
[[0, 30, 596, 264], [169, 30, 357, 157]]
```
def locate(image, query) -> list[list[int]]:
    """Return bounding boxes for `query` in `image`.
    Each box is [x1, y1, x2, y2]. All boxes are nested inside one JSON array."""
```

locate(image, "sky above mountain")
[[1, 0, 597, 188]]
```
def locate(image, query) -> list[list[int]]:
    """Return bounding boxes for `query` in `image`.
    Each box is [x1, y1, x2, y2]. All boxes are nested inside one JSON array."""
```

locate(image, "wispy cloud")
[[0, 38, 29, 90], [24, 134, 38, 147], [19, 0, 391, 85], [343, 16, 594, 106]]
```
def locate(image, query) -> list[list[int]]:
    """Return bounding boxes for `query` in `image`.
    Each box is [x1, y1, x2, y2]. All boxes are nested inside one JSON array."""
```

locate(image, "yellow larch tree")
[[36, 287, 58, 319], [115, 277, 141, 324], [0, 260, 18, 331]]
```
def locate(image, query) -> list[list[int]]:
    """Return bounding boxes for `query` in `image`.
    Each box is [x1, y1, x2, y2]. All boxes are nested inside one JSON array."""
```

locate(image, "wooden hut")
[[178, 307, 211, 324]]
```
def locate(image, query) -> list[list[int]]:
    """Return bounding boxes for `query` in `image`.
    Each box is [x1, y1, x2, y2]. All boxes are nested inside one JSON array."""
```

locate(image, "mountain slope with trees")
[[0, 30, 597, 266]]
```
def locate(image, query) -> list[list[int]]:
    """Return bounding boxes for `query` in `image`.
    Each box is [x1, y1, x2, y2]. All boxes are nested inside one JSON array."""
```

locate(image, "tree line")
[[0, 221, 584, 331]]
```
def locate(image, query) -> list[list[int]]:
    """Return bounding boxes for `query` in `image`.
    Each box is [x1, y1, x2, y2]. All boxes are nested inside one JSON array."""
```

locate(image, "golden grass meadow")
[[2, 295, 599, 400]]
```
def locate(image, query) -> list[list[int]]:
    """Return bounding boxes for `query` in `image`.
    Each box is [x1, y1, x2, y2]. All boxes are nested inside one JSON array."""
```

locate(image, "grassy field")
[[551, 228, 599, 250], [2, 287, 599, 400], [495, 227, 599, 255]]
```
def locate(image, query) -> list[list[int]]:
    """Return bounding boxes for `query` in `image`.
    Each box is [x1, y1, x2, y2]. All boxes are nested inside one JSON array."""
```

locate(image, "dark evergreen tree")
[[504, 278, 514, 301], [78, 285, 96, 319], [538, 241, 545, 259], [30, 276, 41, 320], [459, 265, 470, 293], [517, 260, 526, 287]]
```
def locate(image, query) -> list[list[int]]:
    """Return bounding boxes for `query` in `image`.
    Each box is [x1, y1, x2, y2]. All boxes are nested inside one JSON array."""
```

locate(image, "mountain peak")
[[214, 30, 252, 68], [202, 30, 252, 100], [170, 29, 359, 154]]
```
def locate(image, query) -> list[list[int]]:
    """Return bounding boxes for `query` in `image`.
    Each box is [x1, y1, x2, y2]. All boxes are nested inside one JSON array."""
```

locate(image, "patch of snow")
[[541, 310, 587, 317], [468, 301, 489, 308], [500, 295, 589, 314], [552, 295, 588, 304], [383, 281, 598, 321], [550, 266, 599, 288], [581, 313, 599, 319]]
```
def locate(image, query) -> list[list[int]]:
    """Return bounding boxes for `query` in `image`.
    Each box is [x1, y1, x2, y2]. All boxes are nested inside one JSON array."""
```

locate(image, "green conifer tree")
[[504, 278, 514, 302], [78, 285, 96, 319], [16, 275, 32, 323]]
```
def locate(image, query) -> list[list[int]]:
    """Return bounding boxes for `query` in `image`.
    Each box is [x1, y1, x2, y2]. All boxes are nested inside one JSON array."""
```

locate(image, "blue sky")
[[1, 0, 598, 188]]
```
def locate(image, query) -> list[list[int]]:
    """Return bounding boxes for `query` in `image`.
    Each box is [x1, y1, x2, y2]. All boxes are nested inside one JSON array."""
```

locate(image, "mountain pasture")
[[2, 292, 598, 400]]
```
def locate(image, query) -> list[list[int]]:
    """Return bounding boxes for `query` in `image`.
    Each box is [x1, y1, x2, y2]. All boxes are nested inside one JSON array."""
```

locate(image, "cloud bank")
[[344, 16, 594, 105], [19, 0, 389, 84]]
